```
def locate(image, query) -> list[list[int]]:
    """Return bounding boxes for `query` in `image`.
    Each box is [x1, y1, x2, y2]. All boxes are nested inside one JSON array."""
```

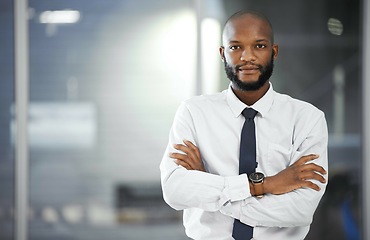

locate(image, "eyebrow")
[[256, 39, 269, 43], [227, 39, 269, 44], [228, 40, 241, 44]]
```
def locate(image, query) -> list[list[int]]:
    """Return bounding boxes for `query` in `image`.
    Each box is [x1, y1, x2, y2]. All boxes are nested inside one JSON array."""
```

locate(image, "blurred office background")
[[1, 0, 368, 239]]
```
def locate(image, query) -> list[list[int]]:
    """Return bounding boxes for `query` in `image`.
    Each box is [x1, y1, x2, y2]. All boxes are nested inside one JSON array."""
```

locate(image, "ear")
[[219, 46, 225, 62], [272, 44, 279, 60]]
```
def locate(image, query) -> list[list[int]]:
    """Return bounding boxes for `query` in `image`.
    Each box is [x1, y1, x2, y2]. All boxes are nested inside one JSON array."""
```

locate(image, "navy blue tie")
[[232, 108, 258, 240]]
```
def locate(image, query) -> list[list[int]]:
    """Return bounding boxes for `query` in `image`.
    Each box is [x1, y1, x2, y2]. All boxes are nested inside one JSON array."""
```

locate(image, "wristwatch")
[[249, 172, 265, 198]]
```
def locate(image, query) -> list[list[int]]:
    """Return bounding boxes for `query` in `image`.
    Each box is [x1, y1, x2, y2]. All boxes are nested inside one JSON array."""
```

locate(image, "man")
[[160, 10, 328, 240]]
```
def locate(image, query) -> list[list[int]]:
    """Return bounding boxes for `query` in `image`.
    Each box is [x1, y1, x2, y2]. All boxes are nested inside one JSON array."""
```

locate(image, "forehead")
[[222, 15, 272, 44]]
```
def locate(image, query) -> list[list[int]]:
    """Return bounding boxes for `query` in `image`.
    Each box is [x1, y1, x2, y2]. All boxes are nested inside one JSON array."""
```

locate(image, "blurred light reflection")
[[328, 17, 344, 35], [39, 10, 81, 24], [201, 18, 221, 94]]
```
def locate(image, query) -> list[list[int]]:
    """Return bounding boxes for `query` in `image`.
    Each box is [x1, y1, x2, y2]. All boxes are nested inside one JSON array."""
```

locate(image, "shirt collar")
[[226, 82, 274, 118]]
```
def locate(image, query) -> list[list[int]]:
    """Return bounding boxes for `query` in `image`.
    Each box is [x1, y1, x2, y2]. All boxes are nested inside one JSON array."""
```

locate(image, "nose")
[[240, 48, 256, 62]]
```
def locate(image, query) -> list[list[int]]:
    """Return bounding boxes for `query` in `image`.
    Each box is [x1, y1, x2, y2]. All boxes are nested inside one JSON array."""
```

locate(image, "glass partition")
[[27, 0, 197, 239], [0, 1, 15, 239]]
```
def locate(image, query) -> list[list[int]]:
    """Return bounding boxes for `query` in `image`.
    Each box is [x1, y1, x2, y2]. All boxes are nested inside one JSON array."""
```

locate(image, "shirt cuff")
[[220, 174, 251, 219], [219, 174, 251, 215], [226, 174, 251, 202]]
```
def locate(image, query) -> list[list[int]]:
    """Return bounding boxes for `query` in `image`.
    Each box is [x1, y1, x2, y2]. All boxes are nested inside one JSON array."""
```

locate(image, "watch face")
[[249, 172, 264, 183]]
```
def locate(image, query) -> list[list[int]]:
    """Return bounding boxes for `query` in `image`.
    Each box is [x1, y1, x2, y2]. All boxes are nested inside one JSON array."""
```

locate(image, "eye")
[[229, 45, 240, 51], [256, 44, 267, 49]]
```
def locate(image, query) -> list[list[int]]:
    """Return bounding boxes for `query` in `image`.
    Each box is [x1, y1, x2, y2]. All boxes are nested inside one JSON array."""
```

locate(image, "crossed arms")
[[171, 140, 326, 196]]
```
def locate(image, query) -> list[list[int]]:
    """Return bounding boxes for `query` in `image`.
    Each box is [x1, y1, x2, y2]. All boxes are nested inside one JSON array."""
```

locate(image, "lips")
[[237, 65, 260, 74]]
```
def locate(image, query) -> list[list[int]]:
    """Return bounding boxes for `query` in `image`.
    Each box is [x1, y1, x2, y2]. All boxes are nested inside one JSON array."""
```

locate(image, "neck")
[[231, 81, 270, 106]]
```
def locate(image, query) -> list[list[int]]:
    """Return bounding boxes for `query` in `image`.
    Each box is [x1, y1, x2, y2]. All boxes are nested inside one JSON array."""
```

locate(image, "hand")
[[169, 140, 206, 172], [264, 154, 327, 195]]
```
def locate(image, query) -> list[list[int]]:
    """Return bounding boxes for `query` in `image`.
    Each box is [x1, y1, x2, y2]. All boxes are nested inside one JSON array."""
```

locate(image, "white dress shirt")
[[160, 83, 328, 240]]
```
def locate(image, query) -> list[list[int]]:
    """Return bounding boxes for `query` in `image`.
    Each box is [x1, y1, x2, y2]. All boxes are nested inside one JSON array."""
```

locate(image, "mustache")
[[235, 62, 263, 71]]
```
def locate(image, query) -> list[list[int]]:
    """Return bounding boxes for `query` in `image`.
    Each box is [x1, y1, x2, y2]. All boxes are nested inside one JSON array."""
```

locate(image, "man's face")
[[224, 52, 274, 91], [220, 15, 278, 91]]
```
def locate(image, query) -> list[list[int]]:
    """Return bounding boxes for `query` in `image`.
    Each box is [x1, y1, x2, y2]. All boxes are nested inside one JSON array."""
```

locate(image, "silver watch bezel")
[[249, 172, 265, 184]]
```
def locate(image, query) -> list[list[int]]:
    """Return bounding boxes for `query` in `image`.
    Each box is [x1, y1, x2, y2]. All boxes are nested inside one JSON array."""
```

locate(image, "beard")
[[224, 53, 274, 91]]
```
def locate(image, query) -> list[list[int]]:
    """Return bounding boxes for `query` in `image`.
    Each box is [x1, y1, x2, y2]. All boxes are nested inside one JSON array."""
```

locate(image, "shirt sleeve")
[[220, 111, 329, 228], [160, 102, 252, 211]]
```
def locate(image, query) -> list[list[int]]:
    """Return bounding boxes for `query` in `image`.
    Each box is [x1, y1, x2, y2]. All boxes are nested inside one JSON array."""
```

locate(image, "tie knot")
[[242, 108, 257, 120]]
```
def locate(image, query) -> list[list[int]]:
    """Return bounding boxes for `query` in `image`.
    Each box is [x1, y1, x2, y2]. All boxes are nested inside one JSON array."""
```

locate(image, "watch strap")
[[253, 181, 264, 198]]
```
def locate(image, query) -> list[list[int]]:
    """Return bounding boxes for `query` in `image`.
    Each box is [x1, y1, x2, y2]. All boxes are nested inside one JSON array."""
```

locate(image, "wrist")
[[249, 172, 265, 197], [263, 176, 272, 194], [249, 181, 255, 195]]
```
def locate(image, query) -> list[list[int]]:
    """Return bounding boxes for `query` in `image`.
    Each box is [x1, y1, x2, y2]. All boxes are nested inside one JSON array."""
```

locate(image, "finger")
[[300, 181, 321, 191], [171, 146, 198, 170], [173, 144, 199, 166], [170, 152, 195, 169], [169, 152, 188, 161], [293, 154, 320, 166], [173, 144, 191, 157], [300, 163, 327, 175], [300, 171, 327, 184], [301, 154, 320, 163], [183, 140, 201, 159], [173, 144, 194, 157], [176, 159, 192, 170]]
